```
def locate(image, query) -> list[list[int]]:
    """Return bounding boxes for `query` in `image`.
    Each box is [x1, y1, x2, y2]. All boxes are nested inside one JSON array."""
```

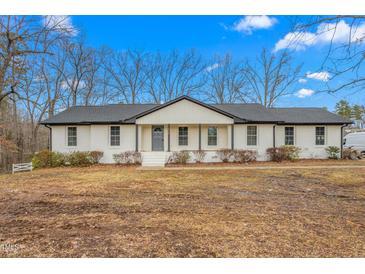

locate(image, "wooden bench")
[[12, 162, 33, 174]]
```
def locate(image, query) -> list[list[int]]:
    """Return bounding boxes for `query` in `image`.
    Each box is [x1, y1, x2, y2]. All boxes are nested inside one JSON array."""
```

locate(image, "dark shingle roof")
[[42, 104, 158, 124], [41, 96, 350, 125], [213, 104, 283, 123], [268, 108, 350, 124]]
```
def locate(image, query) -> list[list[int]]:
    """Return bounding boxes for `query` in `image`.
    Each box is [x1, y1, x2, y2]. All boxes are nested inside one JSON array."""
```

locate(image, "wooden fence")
[[12, 162, 33, 174]]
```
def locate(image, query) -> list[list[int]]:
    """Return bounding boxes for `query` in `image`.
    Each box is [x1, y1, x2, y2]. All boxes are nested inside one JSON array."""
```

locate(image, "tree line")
[[1, 15, 364, 171]]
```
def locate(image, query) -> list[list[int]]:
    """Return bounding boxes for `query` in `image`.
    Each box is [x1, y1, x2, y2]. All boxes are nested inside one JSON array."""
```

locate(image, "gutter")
[[44, 124, 52, 151]]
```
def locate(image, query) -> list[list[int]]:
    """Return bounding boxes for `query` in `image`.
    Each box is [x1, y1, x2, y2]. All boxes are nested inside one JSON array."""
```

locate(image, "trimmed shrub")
[[325, 146, 340, 159], [216, 149, 233, 163], [67, 151, 93, 167], [232, 149, 257, 163], [113, 151, 142, 164], [266, 146, 301, 162], [342, 148, 361, 160], [89, 151, 104, 164], [168, 151, 191, 164], [193, 150, 206, 163], [32, 150, 66, 168], [266, 147, 286, 162], [281, 145, 301, 161]]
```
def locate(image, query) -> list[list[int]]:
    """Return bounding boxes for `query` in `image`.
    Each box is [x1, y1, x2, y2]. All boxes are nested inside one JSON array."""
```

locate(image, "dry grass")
[[1, 163, 365, 257]]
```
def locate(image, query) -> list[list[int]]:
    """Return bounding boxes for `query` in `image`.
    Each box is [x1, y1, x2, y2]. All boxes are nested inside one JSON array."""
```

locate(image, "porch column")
[[198, 124, 202, 150], [168, 124, 170, 152], [231, 124, 234, 150], [135, 124, 138, 152]]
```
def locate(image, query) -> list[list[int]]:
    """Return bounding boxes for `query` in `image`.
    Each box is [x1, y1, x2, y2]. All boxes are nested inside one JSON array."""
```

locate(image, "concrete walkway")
[[138, 164, 365, 171]]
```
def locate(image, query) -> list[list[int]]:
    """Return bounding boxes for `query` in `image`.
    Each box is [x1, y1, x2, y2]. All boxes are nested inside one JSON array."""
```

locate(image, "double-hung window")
[[208, 127, 217, 146], [110, 126, 120, 146], [67, 127, 77, 146], [285, 127, 294, 145], [247, 126, 257, 146], [315, 126, 325, 145], [178, 127, 188, 146]]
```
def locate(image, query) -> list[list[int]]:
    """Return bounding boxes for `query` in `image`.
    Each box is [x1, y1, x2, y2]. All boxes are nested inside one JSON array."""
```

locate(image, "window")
[[110, 126, 120, 146], [285, 127, 294, 145], [315, 126, 325, 145], [247, 126, 257, 146], [178, 127, 188, 146], [67, 127, 77, 146], [208, 127, 217, 146]]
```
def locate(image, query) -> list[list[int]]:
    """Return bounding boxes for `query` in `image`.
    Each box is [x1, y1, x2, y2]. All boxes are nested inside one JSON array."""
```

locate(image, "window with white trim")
[[110, 126, 120, 146], [247, 126, 257, 146], [285, 127, 294, 145], [315, 126, 325, 145], [178, 127, 188, 146], [67, 127, 77, 146], [208, 127, 217, 146]]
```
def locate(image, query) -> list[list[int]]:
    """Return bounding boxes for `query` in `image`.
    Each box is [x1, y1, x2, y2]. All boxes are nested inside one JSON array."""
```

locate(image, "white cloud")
[[233, 16, 277, 34], [43, 16, 78, 36], [274, 20, 365, 52], [298, 78, 307, 84], [296, 88, 315, 98], [61, 79, 86, 90], [206, 63, 220, 72], [306, 71, 331, 82]]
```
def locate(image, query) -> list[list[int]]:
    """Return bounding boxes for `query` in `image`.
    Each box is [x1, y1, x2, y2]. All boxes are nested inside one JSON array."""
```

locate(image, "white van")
[[343, 132, 365, 156]]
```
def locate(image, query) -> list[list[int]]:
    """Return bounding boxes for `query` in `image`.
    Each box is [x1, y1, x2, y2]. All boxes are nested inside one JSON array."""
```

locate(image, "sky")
[[69, 15, 364, 110]]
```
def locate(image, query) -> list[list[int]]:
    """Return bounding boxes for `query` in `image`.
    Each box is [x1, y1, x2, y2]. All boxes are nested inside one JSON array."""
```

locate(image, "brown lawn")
[[1, 162, 365, 257]]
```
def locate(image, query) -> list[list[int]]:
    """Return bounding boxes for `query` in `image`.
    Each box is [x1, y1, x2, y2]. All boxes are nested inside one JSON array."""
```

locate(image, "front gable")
[[136, 98, 234, 124]]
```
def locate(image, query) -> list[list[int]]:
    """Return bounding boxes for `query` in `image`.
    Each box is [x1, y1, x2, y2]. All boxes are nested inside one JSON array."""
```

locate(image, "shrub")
[[266, 146, 301, 162], [266, 147, 286, 162], [342, 148, 361, 160], [216, 149, 233, 163], [232, 149, 256, 163], [193, 150, 206, 163], [67, 151, 93, 167], [325, 146, 340, 159], [89, 151, 104, 164], [32, 150, 66, 168], [281, 145, 301, 161], [168, 151, 191, 164], [113, 151, 141, 164]]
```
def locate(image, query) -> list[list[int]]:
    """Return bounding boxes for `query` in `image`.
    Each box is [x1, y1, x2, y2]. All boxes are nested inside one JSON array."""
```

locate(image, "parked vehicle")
[[343, 132, 365, 156]]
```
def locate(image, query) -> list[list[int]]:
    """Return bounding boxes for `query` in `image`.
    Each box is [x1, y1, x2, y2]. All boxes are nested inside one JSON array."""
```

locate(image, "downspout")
[[273, 125, 276, 148], [340, 125, 345, 158], [44, 124, 52, 151]]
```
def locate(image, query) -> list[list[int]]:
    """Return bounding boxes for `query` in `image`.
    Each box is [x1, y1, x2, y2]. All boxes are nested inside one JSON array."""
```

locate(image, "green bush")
[[67, 151, 93, 167], [325, 146, 340, 159], [282, 145, 301, 161], [32, 150, 66, 168]]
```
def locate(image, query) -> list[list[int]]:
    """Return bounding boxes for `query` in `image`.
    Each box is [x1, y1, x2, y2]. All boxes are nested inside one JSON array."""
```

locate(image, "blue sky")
[[71, 15, 364, 110]]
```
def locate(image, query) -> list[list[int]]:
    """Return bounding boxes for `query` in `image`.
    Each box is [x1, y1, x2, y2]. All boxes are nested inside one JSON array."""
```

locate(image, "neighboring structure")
[[41, 96, 350, 166]]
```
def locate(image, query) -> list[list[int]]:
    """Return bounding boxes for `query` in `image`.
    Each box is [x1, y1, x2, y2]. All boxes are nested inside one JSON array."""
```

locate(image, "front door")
[[152, 125, 164, 151]]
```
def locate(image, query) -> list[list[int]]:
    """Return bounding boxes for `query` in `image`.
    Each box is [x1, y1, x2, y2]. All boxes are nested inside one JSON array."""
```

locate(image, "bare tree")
[[104, 49, 148, 104], [242, 48, 302, 107], [61, 39, 93, 107], [145, 49, 206, 103], [294, 16, 365, 93], [204, 54, 248, 103]]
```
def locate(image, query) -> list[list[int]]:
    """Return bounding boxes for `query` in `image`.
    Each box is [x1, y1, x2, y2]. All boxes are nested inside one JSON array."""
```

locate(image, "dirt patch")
[[0, 165, 364, 257]]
